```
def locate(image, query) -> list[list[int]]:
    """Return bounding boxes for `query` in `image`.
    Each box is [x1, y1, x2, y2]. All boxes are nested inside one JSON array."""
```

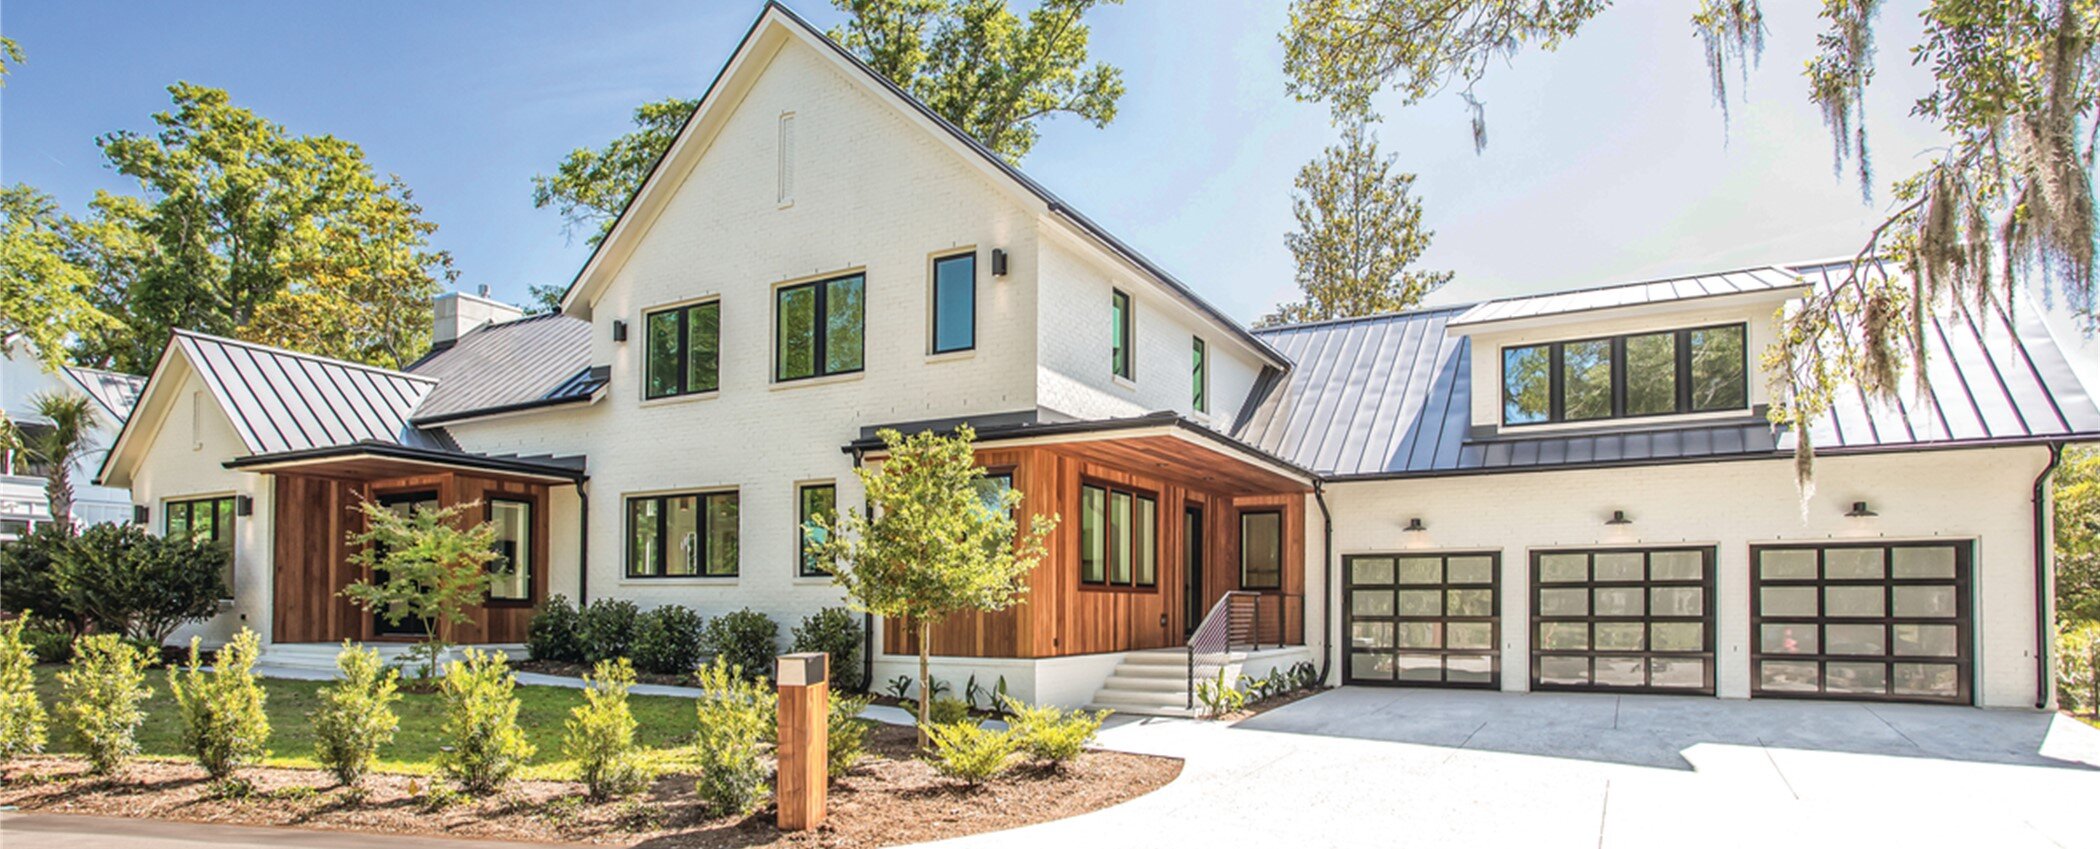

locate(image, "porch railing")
[[1186, 591, 1261, 709]]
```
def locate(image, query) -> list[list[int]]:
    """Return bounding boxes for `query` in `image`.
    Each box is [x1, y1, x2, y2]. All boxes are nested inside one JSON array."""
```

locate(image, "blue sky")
[[5, 1, 1957, 325]]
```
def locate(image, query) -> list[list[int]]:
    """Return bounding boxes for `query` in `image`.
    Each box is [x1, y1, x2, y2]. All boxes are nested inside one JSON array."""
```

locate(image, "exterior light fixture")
[[235, 495, 254, 517], [1845, 501, 1878, 517], [612, 319, 629, 343], [1606, 510, 1632, 525], [1403, 517, 1426, 532], [133, 505, 150, 525], [991, 248, 1010, 277]]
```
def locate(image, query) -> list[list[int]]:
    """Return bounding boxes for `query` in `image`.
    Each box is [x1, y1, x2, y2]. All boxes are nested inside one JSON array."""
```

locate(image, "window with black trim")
[[1240, 510, 1282, 590], [796, 483, 835, 578], [972, 471, 1014, 518], [932, 252, 975, 354], [1191, 337, 1208, 413], [1502, 323, 1747, 426], [644, 301, 720, 399], [166, 496, 236, 598], [1111, 289, 1134, 380], [1531, 547, 1715, 694], [776, 274, 865, 381], [1079, 482, 1155, 587], [488, 498, 531, 601], [627, 491, 740, 578]]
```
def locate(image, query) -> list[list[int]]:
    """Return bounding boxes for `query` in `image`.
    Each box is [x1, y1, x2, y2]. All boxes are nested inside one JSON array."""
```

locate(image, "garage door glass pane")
[[1761, 660, 1820, 691], [1447, 556, 1495, 584], [1760, 623, 1817, 654], [1351, 653, 1392, 681], [1595, 587, 1643, 616], [1826, 662, 1887, 694], [1650, 550, 1704, 580], [1539, 622, 1588, 650], [1651, 586, 1703, 616], [1352, 590, 1394, 617], [1398, 623, 1442, 649], [1594, 552, 1643, 581], [1892, 547, 1956, 579], [1759, 549, 1818, 580], [1396, 654, 1442, 682], [1539, 656, 1588, 685], [1398, 590, 1441, 616], [1353, 557, 1395, 585], [1894, 624, 1958, 657], [1448, 622, 1494, 650], [1762, 586, 1817, 616], [1651, 622, 1703, 652], [1595, 658, 1643, 686], [1649, 657, 1705, 688], [1352, 622, 1394, 649], [1446, 655, 1493, 683], [1893, 663, 1959, 697], [1397, 558, 1442, 584], [1893, 586, 1957, 617], [1825, 624, 1886, 655], [1447, 589, 1493, 616], [1824, 586, 1885, 617], [1824, 547, 1885, 579], [1539, 588, 1588, 616], [1595, 623, 1644, 650], [1540, 554, 1588, 582]]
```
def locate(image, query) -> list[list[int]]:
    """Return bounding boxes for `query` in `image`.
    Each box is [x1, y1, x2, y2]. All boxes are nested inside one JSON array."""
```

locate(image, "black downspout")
[[2035, 442, 2065, 709], [851, 447, 874, 693], [576, 479, 590, 607], [1313, 480, 1335, 687]]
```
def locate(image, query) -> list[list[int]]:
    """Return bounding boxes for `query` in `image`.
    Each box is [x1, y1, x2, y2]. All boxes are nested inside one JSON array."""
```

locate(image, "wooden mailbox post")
[[775, 652, 828, 831]]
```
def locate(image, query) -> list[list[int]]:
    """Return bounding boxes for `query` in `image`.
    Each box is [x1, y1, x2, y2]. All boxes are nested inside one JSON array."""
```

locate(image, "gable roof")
[[170, 330, 446, 455], [1233, 261, 2100, 478], [63, 366, 147, 422], [405, 312, 604, 425], [552, 1, 1286, 369], [1449, 265, 1804, 328]]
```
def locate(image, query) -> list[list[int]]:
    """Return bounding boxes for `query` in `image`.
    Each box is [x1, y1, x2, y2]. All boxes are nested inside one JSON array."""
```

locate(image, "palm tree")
[[5, 392, 101, 532]]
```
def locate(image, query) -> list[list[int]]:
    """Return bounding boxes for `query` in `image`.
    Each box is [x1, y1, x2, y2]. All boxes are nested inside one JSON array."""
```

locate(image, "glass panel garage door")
[[1751, 543, 1971, 704], [1345, 553, 1499, 688], [1531, 548, 1715, 694]]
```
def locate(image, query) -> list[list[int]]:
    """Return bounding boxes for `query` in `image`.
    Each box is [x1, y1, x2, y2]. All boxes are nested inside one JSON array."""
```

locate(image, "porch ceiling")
[[1040, 432, 1311, 495]]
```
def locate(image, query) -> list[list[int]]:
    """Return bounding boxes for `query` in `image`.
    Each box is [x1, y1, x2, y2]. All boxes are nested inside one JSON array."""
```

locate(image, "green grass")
[[31, 665, 701, 780]]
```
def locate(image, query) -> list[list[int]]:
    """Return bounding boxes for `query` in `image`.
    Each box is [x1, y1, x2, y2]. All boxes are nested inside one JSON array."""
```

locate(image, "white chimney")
[[432, 290, 525, 346]]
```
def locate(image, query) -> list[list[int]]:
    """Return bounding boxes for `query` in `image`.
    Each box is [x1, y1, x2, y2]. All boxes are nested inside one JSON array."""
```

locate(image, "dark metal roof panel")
[[406, 313, 595, 422], [174, 331, 435, 456], [63, 367, 147, 422]]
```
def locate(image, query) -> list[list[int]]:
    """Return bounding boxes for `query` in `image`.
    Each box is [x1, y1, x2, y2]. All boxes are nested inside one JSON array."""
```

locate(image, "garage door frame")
[[1343, 551, 1502, 689], [1529, 546, 1718, 696], [1749, 540, 1974, 705]]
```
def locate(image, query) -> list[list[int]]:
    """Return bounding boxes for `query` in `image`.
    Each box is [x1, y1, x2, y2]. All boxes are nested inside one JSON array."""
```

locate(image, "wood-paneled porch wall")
[[271, 470, 550, 644], [882, 444, 1306, 659]]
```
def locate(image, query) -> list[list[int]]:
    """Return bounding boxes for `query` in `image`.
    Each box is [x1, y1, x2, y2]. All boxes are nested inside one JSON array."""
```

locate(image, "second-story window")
[[932, 252, 976, 354], [776, 273, 865, 382], [1502, 323, 1748, 426], [1192, 336, 1209, 414], [1111, 288, 1134, 380], [797, 482, 835, 578], [645, 301, 720, 400]]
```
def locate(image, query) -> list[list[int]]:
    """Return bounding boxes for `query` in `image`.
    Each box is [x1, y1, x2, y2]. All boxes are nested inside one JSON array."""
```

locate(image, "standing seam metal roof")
[[173, 330, 446, 455], [405, 313, 598, 423]]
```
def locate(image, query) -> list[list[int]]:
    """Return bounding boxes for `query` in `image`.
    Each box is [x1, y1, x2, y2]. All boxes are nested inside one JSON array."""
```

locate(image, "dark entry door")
[[372, 491, 438, 637], [1183, 504, 1204, 636]]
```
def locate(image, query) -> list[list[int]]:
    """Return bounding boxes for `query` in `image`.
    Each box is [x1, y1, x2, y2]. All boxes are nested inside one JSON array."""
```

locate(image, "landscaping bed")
[[0, 722, 1182, 847]]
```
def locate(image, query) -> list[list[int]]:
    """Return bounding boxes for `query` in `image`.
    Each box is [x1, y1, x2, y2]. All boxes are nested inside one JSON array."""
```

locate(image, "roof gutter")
[[2036, 441, 2066, 709], [224, 443, 589, 484]]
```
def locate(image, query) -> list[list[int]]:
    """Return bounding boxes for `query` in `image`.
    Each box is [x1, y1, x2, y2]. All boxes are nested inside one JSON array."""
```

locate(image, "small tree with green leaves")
[[311, 641, 401, 787], [564, 658, 652, 800], [167, 629, 270, 781], [0, 616, 49, 767], [55, 633, 153, 775], [691, 656, 773, 816], [808, 425, 1055, 747], [341, 499, 497, 679], [438, 649, 534, 794]]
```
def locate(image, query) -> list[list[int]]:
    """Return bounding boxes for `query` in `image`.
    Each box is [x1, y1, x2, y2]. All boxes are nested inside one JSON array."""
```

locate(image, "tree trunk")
[[45, 467, 73, 533], [917, 620, 932, 750]]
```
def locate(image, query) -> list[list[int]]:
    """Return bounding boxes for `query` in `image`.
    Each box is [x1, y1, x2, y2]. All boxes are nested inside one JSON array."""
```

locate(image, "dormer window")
[[1502, 323, 1747, 426]]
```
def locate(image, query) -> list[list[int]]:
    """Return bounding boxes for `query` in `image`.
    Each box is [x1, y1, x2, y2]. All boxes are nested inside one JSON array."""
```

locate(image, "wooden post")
[[775, 652, 828, 831]]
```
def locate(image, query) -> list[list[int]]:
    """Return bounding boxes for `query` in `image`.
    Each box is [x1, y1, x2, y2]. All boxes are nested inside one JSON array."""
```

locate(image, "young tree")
[[311, 642, 401, 787], [807, 425, 1054, 746], [55, 633, 153, 775], [341, 499, 498, 678], [564, 657, 651, 801], [1, 392, 102, 531], [1259, 121, 1452, 328], [1282, 0, 2100, 485], [0, 186, 119, 365], [167, 629, 270, 781]]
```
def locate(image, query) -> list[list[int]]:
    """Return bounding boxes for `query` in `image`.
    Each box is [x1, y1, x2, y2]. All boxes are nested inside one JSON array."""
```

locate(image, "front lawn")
[[29, 665, 699, 779]]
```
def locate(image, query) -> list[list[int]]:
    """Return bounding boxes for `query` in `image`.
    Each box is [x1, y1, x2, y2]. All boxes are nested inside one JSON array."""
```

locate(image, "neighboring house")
[[96, 3, 2100, 713], [1, 333, 146, 539]]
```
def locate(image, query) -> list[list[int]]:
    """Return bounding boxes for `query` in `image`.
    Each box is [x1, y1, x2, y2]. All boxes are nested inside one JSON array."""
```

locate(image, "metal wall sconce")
[[991, 248, 1009, 277], [1403, 517, 1426, 532], [1605, 510, 1632, 525], [1845, 501, 1878, 517], [235, 495, 254, 517], [132, 505, 150, 525], [611, 319, 628, 342]]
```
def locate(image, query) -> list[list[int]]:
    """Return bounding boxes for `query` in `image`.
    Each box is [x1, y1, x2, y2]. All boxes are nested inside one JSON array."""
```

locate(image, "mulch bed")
[[0, 724, 1181, 848]]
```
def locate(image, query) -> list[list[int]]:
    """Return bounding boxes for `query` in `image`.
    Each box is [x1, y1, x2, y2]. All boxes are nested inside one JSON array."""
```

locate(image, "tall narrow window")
[[1080, 485, 1106, 583], [1240, 510, 1283, 590], [1111, 289, 1134, 380], [797, 483, 836, 578], [1689, 325, 1748, 411], [1502, 345, 1551, 425], [626, 491, 740, 577], [775, 274, 865, 381], [488, 499, 531, 601], [1191, 337, 1208, 413], [1079, 482, 1155, 587], [644, 301, 720, 399], [1624, 332, 1677, 415], [777, 112, 795, 204], [932, 252, 976, 354], [1561, 338, 1612, 421], [167, 496, 237, 599]]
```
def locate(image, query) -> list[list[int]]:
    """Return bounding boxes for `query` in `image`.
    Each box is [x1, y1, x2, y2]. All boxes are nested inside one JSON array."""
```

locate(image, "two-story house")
[[2, 333, 146, 540], [95, 3, 2100, 713]]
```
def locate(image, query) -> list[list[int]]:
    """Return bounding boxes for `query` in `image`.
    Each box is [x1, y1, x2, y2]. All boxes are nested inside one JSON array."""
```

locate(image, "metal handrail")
[[1186, 591, 1259, 708]]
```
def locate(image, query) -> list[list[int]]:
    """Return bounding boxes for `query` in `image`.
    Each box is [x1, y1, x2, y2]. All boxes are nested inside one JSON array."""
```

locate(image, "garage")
[[1345, 552, 1500, 687], [1531, 547, 1715, 694], [1750, 542, 1972, 704]]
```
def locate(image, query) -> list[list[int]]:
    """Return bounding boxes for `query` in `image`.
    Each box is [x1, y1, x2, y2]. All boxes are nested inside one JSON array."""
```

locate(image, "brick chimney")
[[432, 286, 524, 347]]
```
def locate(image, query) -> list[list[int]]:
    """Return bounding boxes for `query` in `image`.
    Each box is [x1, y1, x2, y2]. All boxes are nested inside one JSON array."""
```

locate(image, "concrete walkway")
[[0, 812, 547, 848], [923, 687, 2100, 849]]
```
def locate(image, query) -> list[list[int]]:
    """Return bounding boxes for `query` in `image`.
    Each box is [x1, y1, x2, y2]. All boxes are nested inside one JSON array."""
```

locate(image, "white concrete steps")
[[256, 642, 528, 677], [1086, 648, 1245, 718]]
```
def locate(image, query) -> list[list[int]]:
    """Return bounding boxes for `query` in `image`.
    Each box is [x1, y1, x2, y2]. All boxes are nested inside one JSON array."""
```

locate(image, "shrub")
[[691, 657, 773, 816], [928, 695, 972, 726], [1001, 697, 1107, 767], [312, 642, 402, 787], [56, 523, 226, 645], [55, 633, 154, 774], [703, 608, 778, 681], [526, 595, 584, 663], [789, 607, 864, 692], [1194, 668, 1246, 718], [565, 658, 652, 801], [0, 526, 81, 633], [885, 675, 914, 701], [0, 617, 49, 764], [167, 629, 271, 780], [827, 694, 873, 779], [21, 621, 73, 665], [924, 719, 1016, 788], [2061, 621, 2100, 716], [964, 674, 1009, 713], [438, 649, 535, 794], [579, 599, 641, 663], [633, 604, 707, 676]]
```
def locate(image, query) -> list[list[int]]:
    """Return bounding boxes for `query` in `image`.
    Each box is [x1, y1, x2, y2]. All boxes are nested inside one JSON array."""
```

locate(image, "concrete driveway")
[[928, 687, 2100, 849]]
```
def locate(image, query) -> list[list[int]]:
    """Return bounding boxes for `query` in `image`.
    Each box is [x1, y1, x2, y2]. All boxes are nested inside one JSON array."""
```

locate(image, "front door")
[[372, 491, 438, 637], [1183, 504, 1204, 636]]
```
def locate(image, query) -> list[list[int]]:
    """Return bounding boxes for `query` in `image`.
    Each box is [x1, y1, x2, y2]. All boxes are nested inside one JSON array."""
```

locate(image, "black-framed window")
[[972, 471, 1014, 518], [932, 252, 976, 354], [1750, 542, 1971, 704], [796, 483, 835, 578], [1530, 547, 1715, 694], [1502, 323, 1747, 426], [1079, 482, 1155, 587], [487, 498, 532, 602], [166, 496, 236, 599], [1345, 552, 1499, 688], [776, 273, 865, 382], [1239, 510, 1283, 590], [627, 491, 739, 578], [1191, 337, 1208, 413], [644, 301, 720, 399], [1111, 289, 1134, 380]]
